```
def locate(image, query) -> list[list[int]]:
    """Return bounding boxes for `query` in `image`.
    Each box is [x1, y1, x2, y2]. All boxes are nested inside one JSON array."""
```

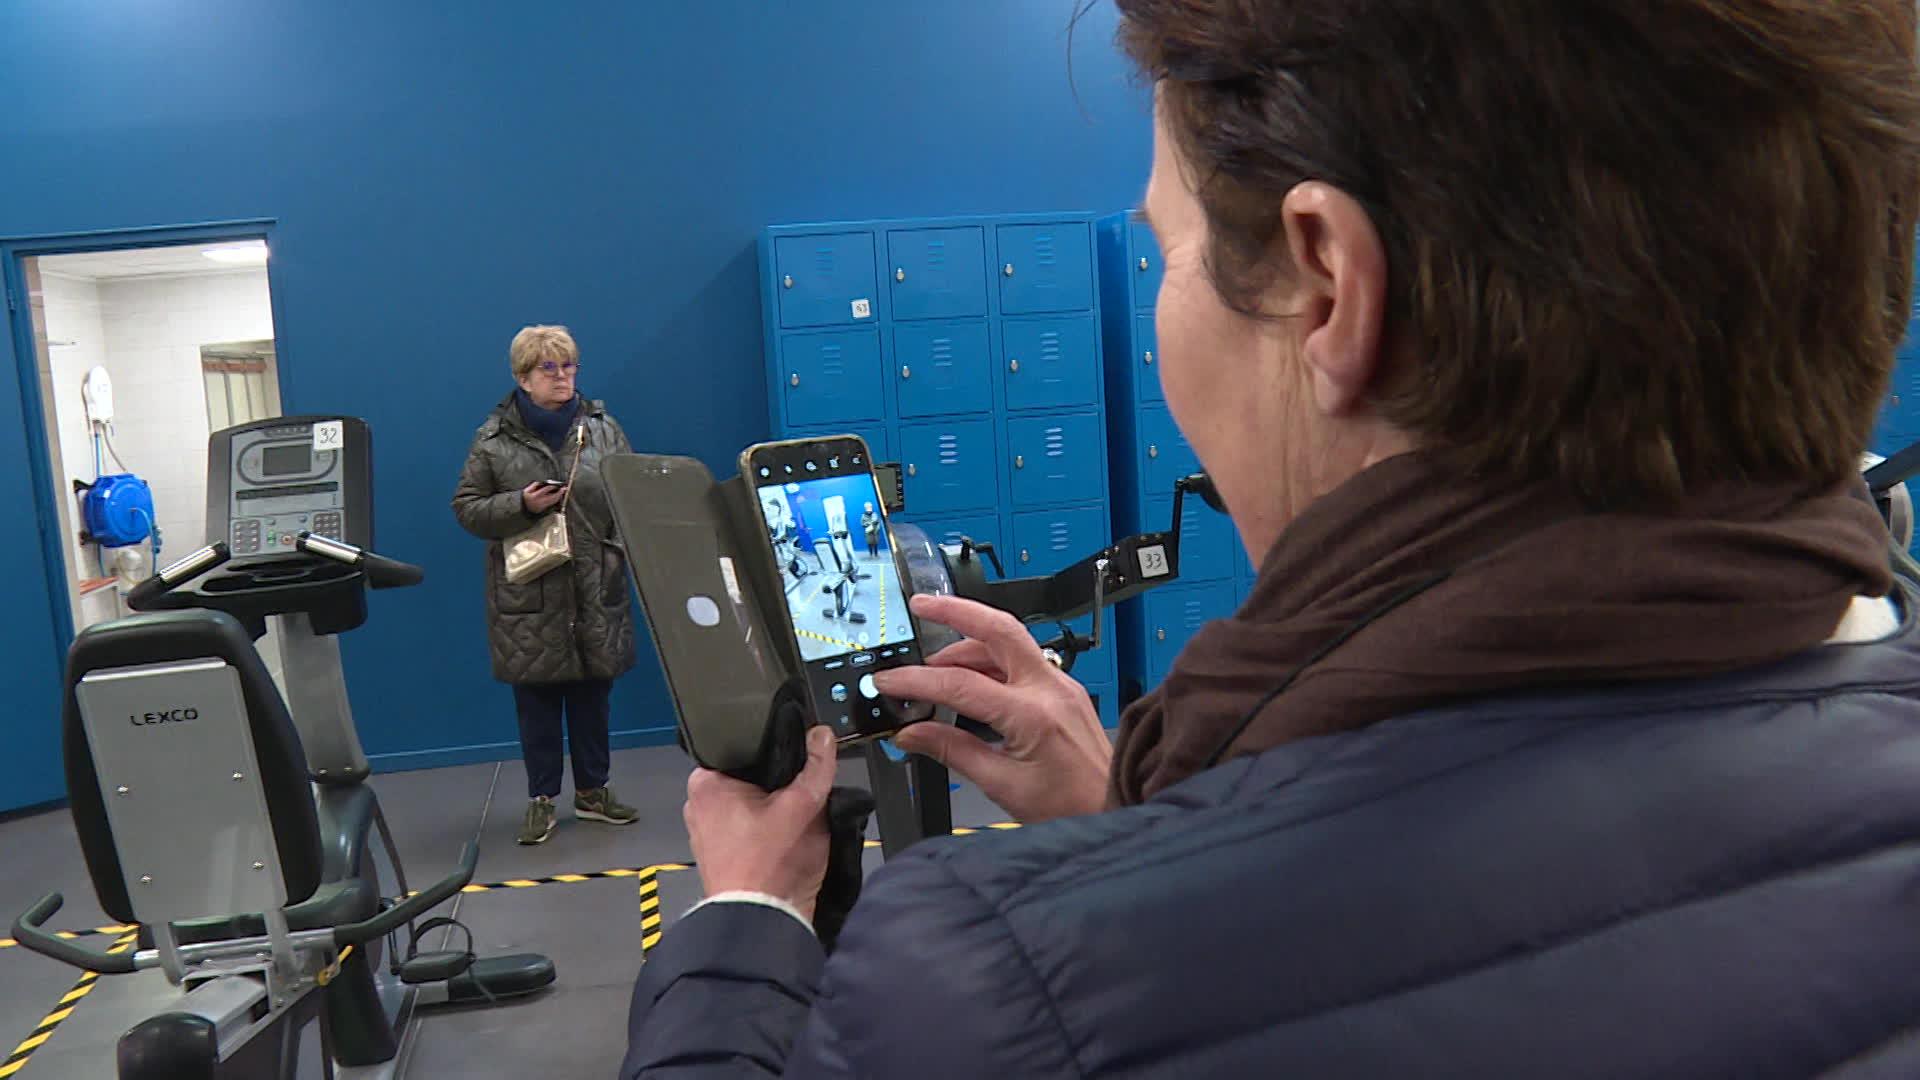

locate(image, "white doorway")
[[22, 240, 279, 640]]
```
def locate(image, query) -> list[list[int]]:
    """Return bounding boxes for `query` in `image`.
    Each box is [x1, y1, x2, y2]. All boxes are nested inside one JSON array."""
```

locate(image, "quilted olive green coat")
[[451, 392, 637, 685]]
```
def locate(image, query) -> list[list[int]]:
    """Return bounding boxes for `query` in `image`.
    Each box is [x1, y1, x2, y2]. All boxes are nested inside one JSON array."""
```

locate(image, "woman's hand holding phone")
[[522, 480, 566, 514], [875, 593, 1113, 824]]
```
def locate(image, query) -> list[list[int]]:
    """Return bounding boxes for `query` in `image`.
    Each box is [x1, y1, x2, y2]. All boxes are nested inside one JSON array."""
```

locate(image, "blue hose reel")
[[83, 473, 155, 548]]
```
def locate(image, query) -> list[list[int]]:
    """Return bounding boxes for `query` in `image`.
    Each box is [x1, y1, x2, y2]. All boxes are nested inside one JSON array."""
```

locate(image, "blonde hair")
[[509, 324, 579, 377]]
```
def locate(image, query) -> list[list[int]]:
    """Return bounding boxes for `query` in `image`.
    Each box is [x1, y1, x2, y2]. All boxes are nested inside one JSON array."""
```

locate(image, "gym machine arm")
[[11, 841, 480, 977], [863, 470, 1224, 855]]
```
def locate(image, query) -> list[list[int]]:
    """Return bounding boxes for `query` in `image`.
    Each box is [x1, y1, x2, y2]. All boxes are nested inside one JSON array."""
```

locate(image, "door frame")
[[2, 219, 284, 658]]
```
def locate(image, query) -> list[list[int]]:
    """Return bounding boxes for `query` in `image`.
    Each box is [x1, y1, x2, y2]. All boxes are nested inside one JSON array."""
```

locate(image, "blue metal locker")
[[997, 222, 1095, 315], [898, 417, 1000, 516], [894, 320, 993, 418], [1007, 412, 1105, 508], [1134, 313, 1162, 403], [779, 328, 885, 427], [1142, 582, 1237, 688], [1129, 219, 1164, 304], [1147, 492, 1236, 584], [887, 226, 988, 321], [773, 233, 879, 329], [1010, 504, 1108, 577], [1002, 315, 1100, 411], [1138, 405, 1201, 494], [900, 512, 1003, 558], [787, 423, 892, 463]]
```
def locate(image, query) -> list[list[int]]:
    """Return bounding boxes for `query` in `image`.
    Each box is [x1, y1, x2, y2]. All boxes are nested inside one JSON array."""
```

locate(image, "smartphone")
[[740, 435, 934, 742], [536, 479, 567, 490]]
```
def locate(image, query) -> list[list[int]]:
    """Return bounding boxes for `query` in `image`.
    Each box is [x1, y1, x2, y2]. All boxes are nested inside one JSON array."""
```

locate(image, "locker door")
[[1002, 315, 1099, 411], [1031, 613, 1115, 685], [997, 222, 1094, 314], [774, 232, 879, 329], [1007, 412, 1104, 508], [1138, 406, 1201, 494], [1129, 219, 1163, 309], [888, 227, 988, 321], [780, 329, 884, 427], [1010, 505, 1109, 577], [1144, 582, 1237, 688], [1135, 313, 1162, 404], [898, 512, 1002, 559], [898, 418, 999, 516], [894, 321, 992, 418], [786, 423, 891, 463], [1147, 492, 1235, 584]]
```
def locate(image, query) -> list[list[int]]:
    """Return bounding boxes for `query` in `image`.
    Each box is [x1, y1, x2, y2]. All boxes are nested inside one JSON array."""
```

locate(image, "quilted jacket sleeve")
[[622, 853, 1069, 1079], [451, 434, 536, 541]]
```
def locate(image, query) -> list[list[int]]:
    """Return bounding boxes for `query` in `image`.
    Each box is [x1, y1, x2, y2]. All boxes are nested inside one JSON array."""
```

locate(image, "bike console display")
[[130, 416, 416, 638], [210, 416, 373, 557]]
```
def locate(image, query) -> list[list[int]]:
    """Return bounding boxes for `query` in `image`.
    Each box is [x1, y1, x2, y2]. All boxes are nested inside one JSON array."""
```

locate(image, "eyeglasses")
[[536, 361, 579, 377]]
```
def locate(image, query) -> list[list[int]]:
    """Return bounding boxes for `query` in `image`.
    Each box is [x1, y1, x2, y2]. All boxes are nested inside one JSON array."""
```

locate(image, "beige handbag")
[[504, 423, 584, 586]]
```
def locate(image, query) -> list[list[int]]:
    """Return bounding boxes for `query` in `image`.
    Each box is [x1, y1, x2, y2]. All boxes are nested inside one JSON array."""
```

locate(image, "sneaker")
[[517, 797, 556, 845], [574, 786, 639, 825]]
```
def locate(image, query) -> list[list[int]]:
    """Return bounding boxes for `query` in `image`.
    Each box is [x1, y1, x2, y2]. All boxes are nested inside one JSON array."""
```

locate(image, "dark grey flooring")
[[0, 742, 1010, 1078]]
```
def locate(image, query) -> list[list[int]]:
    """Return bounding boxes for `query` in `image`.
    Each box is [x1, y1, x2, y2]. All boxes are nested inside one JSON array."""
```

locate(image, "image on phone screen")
[[748, 440, 931, 739]]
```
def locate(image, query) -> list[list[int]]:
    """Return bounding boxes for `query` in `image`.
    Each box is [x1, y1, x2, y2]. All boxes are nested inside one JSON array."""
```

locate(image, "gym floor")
[[0, 743, 1009, 1077]]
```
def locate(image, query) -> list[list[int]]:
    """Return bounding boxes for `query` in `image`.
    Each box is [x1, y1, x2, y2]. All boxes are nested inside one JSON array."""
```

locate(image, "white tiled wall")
[[37, 267, 277, 660], [38, 273, 112, 588], [95, 269, 276, 556]]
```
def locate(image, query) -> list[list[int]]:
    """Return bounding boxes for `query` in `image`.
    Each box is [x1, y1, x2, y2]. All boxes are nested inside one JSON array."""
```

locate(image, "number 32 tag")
[[313, 420, 344, 452]]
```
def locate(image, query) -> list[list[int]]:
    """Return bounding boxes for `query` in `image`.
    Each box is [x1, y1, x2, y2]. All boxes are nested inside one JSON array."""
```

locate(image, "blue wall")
[[0, 0, 1152, 808]]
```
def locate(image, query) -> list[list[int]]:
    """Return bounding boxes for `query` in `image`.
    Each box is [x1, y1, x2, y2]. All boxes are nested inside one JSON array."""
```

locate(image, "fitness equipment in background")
[[13, 416, 554, 1080]]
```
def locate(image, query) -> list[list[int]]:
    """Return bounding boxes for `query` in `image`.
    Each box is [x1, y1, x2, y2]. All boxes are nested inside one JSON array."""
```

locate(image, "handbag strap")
[[559, 420, 586, 511]]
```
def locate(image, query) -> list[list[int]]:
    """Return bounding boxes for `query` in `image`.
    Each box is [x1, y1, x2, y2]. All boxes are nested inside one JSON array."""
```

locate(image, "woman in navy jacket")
[[626, 1, 1920, 1075]]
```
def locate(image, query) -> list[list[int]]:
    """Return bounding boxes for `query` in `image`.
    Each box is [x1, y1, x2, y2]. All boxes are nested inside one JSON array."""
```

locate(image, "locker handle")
[[901, 365, 911, 380], [1014, 455, 1025, 469], [782, 274, 794, 289], [907, 463, 917, 477], [790, 373, 801, 387], [1021, 549, 1031, 563], [1008, 358, 1020, 374], [1148, 444, 1159, 459], [1003, 263, 1015, 277], [895, 267, 906, 282], [1156, 628, 1167, 641], [1138, 257, 1150, 272], [1143, 350, 1154, 366]]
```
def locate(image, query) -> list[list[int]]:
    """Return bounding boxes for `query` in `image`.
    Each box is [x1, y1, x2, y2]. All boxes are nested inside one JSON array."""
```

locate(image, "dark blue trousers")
[[512, 679, 612, 799]]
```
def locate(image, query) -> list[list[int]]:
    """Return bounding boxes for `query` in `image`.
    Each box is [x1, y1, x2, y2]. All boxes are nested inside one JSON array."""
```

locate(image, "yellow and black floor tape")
[[0, 930, 137, 1078], [0, 823, 1021, 1073]]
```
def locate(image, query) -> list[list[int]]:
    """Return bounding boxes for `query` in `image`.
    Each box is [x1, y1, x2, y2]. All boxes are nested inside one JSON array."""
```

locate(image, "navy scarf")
[[514, 388, 580, 452]]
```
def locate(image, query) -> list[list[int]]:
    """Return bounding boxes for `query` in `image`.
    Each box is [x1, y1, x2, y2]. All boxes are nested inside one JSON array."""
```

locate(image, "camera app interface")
[[757, 473, 913, 662]]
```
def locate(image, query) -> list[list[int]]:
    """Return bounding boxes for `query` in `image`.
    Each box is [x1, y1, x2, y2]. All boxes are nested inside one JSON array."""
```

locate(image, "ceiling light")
[[201, 240, 268, 265]]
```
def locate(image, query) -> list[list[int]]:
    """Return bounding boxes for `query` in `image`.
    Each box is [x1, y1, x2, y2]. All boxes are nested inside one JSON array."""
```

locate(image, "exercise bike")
[[12, 416, 555, 1079]]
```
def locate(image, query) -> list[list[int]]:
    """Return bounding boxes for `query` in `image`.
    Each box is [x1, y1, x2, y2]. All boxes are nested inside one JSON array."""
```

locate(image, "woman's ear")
[[1280, 182, 1390, 419]]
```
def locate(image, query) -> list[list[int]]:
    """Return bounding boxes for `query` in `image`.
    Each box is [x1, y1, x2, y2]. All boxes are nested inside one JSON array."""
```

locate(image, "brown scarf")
[[1111, 451, 1894, 806]]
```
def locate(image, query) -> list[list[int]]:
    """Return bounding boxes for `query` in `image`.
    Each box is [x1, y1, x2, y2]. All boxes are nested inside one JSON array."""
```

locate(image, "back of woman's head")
[[1114, 0, 1920, 507]]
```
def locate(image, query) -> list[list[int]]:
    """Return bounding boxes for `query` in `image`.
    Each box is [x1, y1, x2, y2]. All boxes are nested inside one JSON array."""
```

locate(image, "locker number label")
[[850, 298, 872, 319], [313, 420, 345, 453], [1138, 544, 1171, 579]]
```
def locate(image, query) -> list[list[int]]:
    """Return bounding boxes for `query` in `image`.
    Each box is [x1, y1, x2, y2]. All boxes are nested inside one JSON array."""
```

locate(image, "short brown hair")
[[509, 324, 578, 377], [1114, 0, 1920, 506]]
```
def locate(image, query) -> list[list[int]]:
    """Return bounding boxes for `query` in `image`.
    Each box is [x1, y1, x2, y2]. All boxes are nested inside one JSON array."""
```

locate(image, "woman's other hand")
[[874, 594, 1113, 823], [522, 480, 566, 514]]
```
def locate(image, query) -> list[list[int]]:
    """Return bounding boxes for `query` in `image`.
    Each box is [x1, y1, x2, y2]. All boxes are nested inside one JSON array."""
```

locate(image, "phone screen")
[[746, 437, 932, 740]]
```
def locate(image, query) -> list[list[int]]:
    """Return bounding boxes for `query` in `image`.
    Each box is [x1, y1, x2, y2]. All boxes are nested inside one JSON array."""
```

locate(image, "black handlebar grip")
[[362, 552, 425, 589], [12, 891, 139, 975]]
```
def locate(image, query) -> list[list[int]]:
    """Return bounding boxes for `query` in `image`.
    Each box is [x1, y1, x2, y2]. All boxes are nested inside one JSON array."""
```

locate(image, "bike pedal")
[[399, 950, 475, 985]]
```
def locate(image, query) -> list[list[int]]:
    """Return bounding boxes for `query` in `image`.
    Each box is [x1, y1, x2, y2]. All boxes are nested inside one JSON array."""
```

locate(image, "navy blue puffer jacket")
[[624, 595, 1920, 1078]]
